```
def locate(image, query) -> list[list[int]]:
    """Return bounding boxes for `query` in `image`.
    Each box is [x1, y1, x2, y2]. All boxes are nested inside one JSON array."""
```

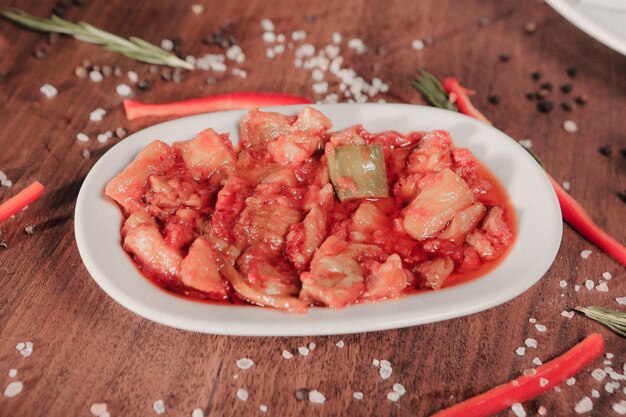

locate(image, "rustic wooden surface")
[[0, 0, 624, 416]]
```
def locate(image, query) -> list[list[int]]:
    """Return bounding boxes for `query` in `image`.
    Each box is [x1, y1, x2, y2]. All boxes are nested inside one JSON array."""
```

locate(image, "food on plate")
[[105, 107, 515, 312]]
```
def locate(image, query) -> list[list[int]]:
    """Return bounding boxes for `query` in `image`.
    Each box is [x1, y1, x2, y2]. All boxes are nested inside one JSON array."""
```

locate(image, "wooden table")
[[1, 0, 624, 416]]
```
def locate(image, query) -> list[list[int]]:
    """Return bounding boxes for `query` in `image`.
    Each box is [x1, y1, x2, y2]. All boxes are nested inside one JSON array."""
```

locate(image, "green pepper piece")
[[328, 144, 389, 201]]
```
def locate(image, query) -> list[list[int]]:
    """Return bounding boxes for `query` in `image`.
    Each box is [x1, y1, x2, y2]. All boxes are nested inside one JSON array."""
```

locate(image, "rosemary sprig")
[[1, 8, 194, 70], [576, 306, 626, 337], [411, 69, 458, 112]]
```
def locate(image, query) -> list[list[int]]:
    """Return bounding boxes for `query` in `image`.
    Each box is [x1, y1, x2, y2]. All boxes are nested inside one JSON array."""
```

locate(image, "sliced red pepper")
[[124, 92, 312, 121], [0, 181, 45, 223], [550, 177, 626, 266], [442, 77, 492, 125], [431, 333, 604, 417]]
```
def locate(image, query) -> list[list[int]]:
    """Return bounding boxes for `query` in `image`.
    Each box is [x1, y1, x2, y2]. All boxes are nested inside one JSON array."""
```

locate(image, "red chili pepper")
[[442, 77, 492, 125], [123, 92, 312, 121], [430, 333, 604, 417], [550, 177, 626, 266], [0, 181, 45, 223]]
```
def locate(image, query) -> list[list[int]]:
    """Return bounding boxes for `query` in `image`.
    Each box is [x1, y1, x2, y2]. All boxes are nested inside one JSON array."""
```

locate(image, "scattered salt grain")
[[17, 342, 33, 357], [312, 82, 329, 95], [231, 68, 247, 79], [614, 402, 626, 415], [89, 71, 103, 83], [575, 285, 581, 292], [524, 368, 537, 376], [411, 39, 425, 51], [535, 324, 547, 332], [511, 402, 526, 417], [0, 171, 6, 181], [276, 34, 285, 43], [266, 48, 276, 59], [353, 391, 363, 400], [263, 32, 276, 43], [191, 4, 204, 15], [40, 84, 57, 99], [537, 405, 547, 415], [332, 32, 342, 44], [516, 347, 526, 356], [291, 31, 306, 41], [380, 365, 392, 380], [596, 283, 609, 292], [605, 382, 619, 393], [386, 391, 400, 402], [592, 369, 606, 381], [580, 249, 592, 259], [585, 280, 594, 290], [4, 381, 23, 398], [591, 389, 600, 398], [567, 377, 576, 386], [226, 45, 243, 61], [553, 386, 561, 392], [236, 388, 248, 401], [127, 71, 139, 84], [602, 272, 613, 280], [519, 139, 532, 148], [8, 369, 17, 378], [347, 38, 366, 53], [574, 396, 593, 414], [116, 84, 132, 97], [236, 358, 254, 370], [160, 39, 174, 51], [539, 377, 549, 387], [259, 404, 268, 412], [153, 399, 165, 414], [525, 338, 537, 348], [533, 357, 543, 366], [529, 318, 537, 323], [308, 390, 325, 404], [561, 310, 575, 319], [373, 359, 380, 366], [563, 120, 578, 133], [606, 353, 614, 359], [89, 108, 106, 122], [559, 280, 567, 288], [298, 347, 309, 356], [308, 342, 316, 350], [282, 350, 293, 359], [616, 297, 626, 305], [90, 403, 108, 416], [563, 181, 571, 190], [192, 408, 204, 417], [261, 19, 274, 32], [393, 383, 406, 396], [336, 340, 344, 348], [97, 131, 112, 144], [1, 179, 12, 187]]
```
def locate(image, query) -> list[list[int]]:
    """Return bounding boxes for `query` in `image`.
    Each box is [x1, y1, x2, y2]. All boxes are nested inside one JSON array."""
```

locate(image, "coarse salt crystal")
[[614, 402, 626, 415], [553, 386, 561, 392], [606, 353, 614, 359], [561, 310, 574, 319], [116, 84, 132, 97], [0, 171, 6, 181], [19, 342, 33, 357], [585, 280, 594, 290], [89, 71, 103, 83], [226, 45, 243, 60], [90, 403, 108, 416], [591, 389, 600, 398], [525, 338, 537, 348], [595, 282, 609, 292], [563, 120, 578, 133], [276, 34, 285, 43], [40, 84, 58, 99], [153, 399, 165, 414], [191, 4, 204, 14], [411, 39, 425, 51], [298, 347, 309, 356], [263, 32, 276, 43], [567, 377, 576, 386], [89, 108, 106, 122], [537, 405, 547, 415], [580, 249, 592, 259], [76, 132, 89, 143], [282, 350, 293, 359], [353, 391, 363, 400], [236, 358, 254, 369], [524, 368, 537, 376], [97, 132, 111, 143], [312, 82, 329, 95], [591, 369, 606, 381], [8, 369, 17, 378], [535, 324, 547, 332], [605, 382, 618, 393], [511, 402, 526, 417], [563, 181, 571, 190], [236, 388, 248, 401], [266, 48, 276, 59], [574, 396, 593, 414], [380, 360, 391, 368], [160, 39, 174, 51], [273, 44, 285, 54], [616, 297, 626, 305], [347, 38, 366, 53], [575, 285, 581, 292], [312, 69, 324, 81], [308, 390, 325, 404], [529, 318, 537, 323], [332, 32, 342, 44], [3, 381, 23, 398], [231, 68, 247, 79], [308, 342, 316, 350], [336, 340, 344, 348], [539, 377, 548, 387], [386, 391, 400, 402], [259, 404, 268, 412], [533, 357, 543, 366], [559, 280, 567, 288], [192, 408, 204, 417], [515, 347, 526, 356], [519, 139, 532, 148], [380, 366, 392, 380], [261, 19, 274, 32], [373, 359, 380, 366], [602, 272, 612, 280], [1, 179, 11, 187], [127, 71, 139, 83], [291, 30, 306, 41], [392, 383, 406, 396], [15, 343, 25, 351]]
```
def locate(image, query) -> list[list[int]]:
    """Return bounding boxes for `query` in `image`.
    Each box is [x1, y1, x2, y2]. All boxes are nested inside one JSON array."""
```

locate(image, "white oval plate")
[[75, 104, 562, 336]]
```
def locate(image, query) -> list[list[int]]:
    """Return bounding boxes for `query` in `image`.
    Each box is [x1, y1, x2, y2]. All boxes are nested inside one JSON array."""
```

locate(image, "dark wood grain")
[[0, 0, 624, 416]]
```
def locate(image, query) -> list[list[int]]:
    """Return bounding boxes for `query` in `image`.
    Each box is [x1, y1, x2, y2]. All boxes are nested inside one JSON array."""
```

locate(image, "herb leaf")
[[412, 69, 458, 112], [1, 7, 194, 70], [575, 306, 626, 337]]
